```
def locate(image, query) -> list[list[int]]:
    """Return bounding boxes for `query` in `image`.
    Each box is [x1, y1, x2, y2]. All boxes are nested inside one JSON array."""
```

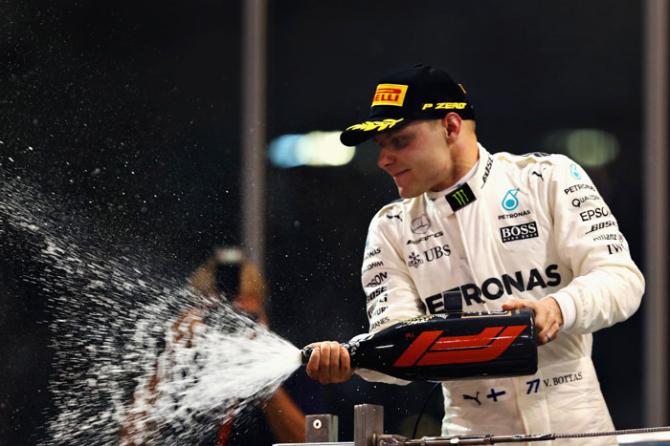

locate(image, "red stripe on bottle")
[[417, 325, 527, 366], [392, 330, 442, 367], [431, 326, 504, 351]]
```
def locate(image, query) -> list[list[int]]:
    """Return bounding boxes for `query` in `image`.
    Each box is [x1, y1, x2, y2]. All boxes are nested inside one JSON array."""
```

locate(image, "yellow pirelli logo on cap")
[[372, 83, 408, 107]]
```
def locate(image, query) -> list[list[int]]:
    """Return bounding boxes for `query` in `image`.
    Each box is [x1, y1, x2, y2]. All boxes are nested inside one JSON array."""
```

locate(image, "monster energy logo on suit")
[[446, 183, 476, 211]]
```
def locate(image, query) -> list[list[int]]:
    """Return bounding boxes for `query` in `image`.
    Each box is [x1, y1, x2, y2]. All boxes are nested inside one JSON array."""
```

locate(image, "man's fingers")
[[340, 345, 351, 373], [547, 320, 560, 341], [318, 343, 332, 384], [501, 300, 523, 311], [304, 342, 353, 384], [501, 299, 562, 345], [306, 345, 321, 378], [334, 345, 351, 383], [306, 342, 344, 384], [502, 299, 535, 312], [502, 298, 564, 345], [328, 341, 340, 374], [324, 342, 339, 383], [320, 343, 331, 369], [537, 326, 550, 344], [534, 297, 565, 344], [537, 320, 560, 345], [542, 297, 564, 327]]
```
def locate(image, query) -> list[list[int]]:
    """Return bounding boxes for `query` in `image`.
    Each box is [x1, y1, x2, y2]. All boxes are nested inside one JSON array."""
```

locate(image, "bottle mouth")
[[300, 347, 313, 365]]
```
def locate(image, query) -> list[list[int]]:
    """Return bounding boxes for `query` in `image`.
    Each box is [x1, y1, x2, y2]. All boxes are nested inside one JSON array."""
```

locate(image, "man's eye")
[[392, 137, 408, 148]]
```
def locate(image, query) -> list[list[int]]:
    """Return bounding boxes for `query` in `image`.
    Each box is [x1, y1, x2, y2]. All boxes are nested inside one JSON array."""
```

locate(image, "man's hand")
[[502, 297, 563, 345], [305, 341, 353, 384]]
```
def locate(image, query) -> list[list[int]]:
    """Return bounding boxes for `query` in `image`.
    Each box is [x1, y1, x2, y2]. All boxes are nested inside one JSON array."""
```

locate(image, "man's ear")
[[441, 112, 462, 141]]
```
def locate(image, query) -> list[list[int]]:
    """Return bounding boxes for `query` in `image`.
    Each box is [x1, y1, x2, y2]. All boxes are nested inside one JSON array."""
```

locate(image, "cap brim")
[[339, 117, 406, 147]]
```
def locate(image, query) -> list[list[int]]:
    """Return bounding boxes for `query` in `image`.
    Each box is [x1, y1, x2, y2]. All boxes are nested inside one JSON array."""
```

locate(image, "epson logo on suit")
[[579, 206, 610, 222], [500, 221, 539, 243]]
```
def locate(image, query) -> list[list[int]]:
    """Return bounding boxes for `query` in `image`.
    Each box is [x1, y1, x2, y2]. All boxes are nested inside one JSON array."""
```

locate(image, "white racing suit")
[[359, 144, 644, 445]]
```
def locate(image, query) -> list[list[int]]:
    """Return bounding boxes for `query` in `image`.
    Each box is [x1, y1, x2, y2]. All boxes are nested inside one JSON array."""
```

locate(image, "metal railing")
[[274, 404, 670, 446]]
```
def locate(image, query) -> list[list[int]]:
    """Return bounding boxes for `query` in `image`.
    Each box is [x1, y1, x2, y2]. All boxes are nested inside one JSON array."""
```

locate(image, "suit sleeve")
[[355, 207, 424, 384], [546, 155, 644, 334], [361, 208, 425, 334]]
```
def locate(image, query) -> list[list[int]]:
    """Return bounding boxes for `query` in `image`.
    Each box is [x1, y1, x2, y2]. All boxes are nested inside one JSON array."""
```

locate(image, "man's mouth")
[[392, 169, 409, 179]]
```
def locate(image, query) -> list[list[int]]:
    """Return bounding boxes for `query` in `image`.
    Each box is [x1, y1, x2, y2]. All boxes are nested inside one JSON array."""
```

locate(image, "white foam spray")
[[0, 167, 303, 445]]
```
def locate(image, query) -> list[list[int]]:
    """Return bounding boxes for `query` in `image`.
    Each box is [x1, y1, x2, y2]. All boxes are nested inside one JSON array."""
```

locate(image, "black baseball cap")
[[340, 64, 475, 147]]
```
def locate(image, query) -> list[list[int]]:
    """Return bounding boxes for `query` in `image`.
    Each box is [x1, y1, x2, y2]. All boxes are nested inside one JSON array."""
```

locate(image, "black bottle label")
[[349, 309, 537, 381]]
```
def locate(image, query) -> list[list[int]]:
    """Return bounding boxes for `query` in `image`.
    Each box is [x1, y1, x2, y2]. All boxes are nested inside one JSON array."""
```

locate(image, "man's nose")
[[377, 146, 393, 169]]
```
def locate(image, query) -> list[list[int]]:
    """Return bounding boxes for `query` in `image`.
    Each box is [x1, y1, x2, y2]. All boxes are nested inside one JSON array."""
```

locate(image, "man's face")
[[234, 293, 267, 325], [374, 120, 453, 198]]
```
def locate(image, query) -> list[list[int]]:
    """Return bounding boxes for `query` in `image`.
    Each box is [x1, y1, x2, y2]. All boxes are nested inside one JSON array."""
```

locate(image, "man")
[[185, 247, 306, 446], [122, 247, 305, 446], [305, 64, 644, 444]]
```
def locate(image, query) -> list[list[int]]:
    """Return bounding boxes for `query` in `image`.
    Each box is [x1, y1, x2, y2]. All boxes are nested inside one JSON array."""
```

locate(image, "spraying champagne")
[[302, 309, 537, 381]]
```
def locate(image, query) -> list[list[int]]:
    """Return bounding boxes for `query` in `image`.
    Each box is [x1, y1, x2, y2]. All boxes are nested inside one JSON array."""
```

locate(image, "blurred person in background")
[[306, 64, 644, 444], [122, 246, 305, 446]]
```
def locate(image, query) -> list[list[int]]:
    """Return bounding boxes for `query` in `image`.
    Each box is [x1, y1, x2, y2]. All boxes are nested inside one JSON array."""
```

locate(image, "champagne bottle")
[[301, 309, 537, 381]]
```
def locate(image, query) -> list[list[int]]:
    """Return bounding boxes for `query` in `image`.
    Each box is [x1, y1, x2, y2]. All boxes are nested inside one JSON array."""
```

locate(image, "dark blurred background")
[[0, 0, 667, 444]]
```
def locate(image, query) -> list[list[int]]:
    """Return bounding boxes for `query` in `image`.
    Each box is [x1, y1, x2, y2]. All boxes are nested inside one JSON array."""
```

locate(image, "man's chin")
[[397, 187, 422, 199]]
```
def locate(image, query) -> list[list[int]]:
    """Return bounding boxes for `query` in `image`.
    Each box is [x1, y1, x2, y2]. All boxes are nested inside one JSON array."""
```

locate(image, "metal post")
[[241, 0, 267, 271], [354, 404, 384, 446], [305, 414, 339, 442], [643, 0, 669, 428]]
